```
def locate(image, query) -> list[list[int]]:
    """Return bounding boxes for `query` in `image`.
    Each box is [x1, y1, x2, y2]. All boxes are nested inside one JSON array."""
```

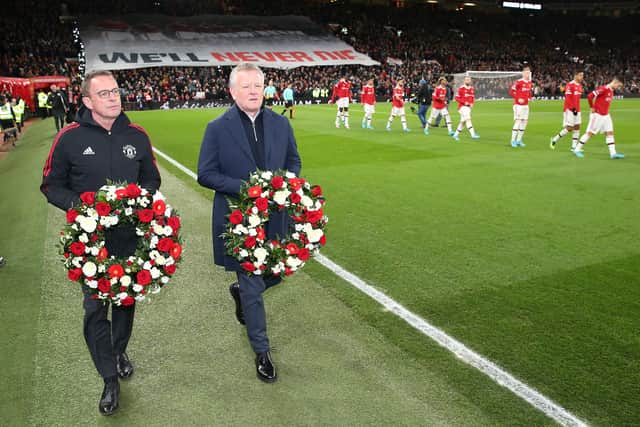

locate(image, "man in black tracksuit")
[[40, 70, 161, 416], [47, 84, 69, 132]]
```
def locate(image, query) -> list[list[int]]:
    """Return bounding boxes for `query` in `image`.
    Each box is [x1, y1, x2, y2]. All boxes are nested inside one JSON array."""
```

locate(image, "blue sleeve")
[[197, 121, 244, 196]]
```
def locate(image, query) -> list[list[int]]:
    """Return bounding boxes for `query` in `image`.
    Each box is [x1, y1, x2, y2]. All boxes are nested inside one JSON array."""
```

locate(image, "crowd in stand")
[[1, 0, 639, 110]]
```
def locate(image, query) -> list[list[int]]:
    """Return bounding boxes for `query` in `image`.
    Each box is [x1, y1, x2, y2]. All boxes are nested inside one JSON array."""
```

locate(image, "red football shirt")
[[392, 87, 404, 108], [432, 86, 448, 109], [588, 85, 614, 115], [510, 78, 533, 105], [563, 80, 583, 112], [361, 85, 375, 105], [455, 85, 475, 109]]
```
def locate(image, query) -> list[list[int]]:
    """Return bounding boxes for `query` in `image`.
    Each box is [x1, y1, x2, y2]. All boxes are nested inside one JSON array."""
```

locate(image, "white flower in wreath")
[[286, 256, 303, 268], [150, 235, 159, 247], [149, 250, 160, 260], [87, 280, 98, 289], [98, 265, 106, 273], [79, 233, 89, 243], [160, 276, 170, 284], [163, 225, 173, 236], [143, 261, 153, 270], [273, 190, 291, 205], [120, 275, 132, 287], [248, 228, 257, 237], [138, 197, 149, 207], [254, 247, 268, 264], [127, 199, 136, 206], [132, 284, 144, 293], [136, 227, 144, 236], [307, 228, 324, 243], [125, 207, 133, 216], [116, 292, 128, 300], [294, 224, 304, 232], [251, 206, 259, 215], [150, 267, 161, 279], [82, 261, 98, 277], [151, 284, 162, 294], [301, 195, 313, 207], [86, 208, 98, 219], [304, 182, 311, 190], [152, 190, 165, 202], [135, 294, 146, 302], [285, 171, 296, 179], [261, 171, 273, 180], [72, 257, 83, 268], [90, 247, 99, 256], [153, 224, 165, 235], [239, 249, 249, 258], [111, 277, 118, 285], [233, 224, 249, 235], [155, 255, 166, 265], [164, 206, 172, 217], [78, 216, 97, 233]]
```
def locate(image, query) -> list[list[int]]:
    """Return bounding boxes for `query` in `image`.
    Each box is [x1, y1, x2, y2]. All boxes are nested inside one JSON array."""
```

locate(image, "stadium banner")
[[81, 15, 379, 71]]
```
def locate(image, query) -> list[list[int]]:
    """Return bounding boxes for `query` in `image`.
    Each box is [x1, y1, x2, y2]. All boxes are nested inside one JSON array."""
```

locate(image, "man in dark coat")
[[47, 84, 69, 132], [197, 63, 301, 383]]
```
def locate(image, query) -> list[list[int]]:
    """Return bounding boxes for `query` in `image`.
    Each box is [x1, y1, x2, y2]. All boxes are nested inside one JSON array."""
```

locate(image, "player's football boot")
[[550, 138, 556, 150], [452, 134, 460, 141], [510, 140, 518, 148], [386, 126, 391, 131], [471, 135, 480, 139], [516, 141, 526, 147], [367, 125, 374, 130], [573, 150, 584, 158], [423, 128, 429, 135], [447, 131, 455, 136], [403, 128, 411, 132], [610, 153, 624, 159], [361, 121, 366, 129]]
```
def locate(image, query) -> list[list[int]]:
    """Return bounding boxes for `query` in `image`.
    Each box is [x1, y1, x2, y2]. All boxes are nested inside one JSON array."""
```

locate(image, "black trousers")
[[53, 114, 65, 132], [82, 289, 135, 379], [236, 273, 281, 353]]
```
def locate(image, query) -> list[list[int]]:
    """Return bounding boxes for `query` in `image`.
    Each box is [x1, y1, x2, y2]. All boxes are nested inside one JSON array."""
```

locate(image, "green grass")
[[2, 116, 551, 426], [127, 99, 640, 426]]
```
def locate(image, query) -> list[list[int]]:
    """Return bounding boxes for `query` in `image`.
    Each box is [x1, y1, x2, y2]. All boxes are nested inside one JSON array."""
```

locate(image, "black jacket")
[[416, 84, 432, 105], [41, 106, 161, 210], [47, 91, 68, 116]]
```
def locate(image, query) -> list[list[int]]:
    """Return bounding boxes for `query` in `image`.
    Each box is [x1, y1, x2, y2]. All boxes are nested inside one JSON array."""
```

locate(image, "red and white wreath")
[[59, 183, 183, 306], [223, 170, 327, 278]]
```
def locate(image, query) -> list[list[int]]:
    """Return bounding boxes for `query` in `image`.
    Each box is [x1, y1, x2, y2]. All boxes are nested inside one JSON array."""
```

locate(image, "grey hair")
[[81, 70, 116, 97], [229, 63, 264, 88]]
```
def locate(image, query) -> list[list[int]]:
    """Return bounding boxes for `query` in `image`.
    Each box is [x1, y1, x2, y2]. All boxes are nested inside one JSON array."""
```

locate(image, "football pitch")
[[1, 99, 638, 426]]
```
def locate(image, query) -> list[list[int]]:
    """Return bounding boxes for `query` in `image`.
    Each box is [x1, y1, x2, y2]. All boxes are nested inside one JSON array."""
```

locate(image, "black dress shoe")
[[255, 351, 277, 383], [116, 352, 134, 379], [99, 378, 120, 415], [229, 282, 245, 325]]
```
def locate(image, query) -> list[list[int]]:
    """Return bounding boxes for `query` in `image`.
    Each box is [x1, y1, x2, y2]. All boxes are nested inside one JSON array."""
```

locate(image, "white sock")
[[467, 121, 476, 137], [552, 128, 569, 143], [606, 135, 616, 155], [512, 123, 519, 141], [445, 116, 452, 132], [387, 116, 394, 128], [344, 113, 349, 127], [572, 131, 580, 149], [401, 116, 407, 130], [575, 133, 589, 151]]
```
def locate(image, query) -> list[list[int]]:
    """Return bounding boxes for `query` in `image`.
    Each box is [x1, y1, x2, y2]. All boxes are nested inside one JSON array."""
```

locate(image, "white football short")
[[562, 110, 582, 127], [391, 106, 405, 116], [458, 106, 472, 122], [586, 113, 613, 134], [337, 97, 350, 109], [513, 104, 529, 121], [364, 103, 375, 115], [429, 107, 450, 119]]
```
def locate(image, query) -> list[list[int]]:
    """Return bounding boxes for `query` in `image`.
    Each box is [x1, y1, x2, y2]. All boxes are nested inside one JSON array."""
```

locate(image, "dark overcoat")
[[197, 104, 301, 271]]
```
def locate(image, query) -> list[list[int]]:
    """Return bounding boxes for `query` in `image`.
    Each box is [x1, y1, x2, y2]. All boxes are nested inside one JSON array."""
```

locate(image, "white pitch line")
[[152, 147, 588, 427]]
